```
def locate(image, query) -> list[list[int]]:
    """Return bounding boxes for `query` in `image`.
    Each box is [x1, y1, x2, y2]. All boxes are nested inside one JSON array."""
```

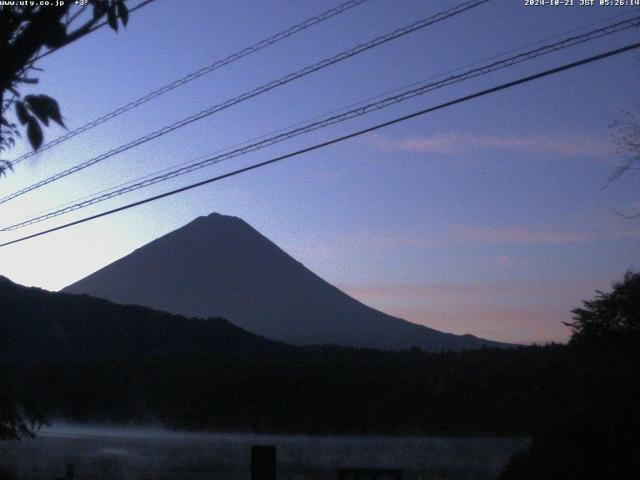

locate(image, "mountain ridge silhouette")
[[63, 212, 512, 351], [0, 274, 296, 363]]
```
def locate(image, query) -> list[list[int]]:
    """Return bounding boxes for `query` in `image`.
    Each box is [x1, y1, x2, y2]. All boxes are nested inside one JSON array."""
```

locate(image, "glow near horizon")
[[0, 0, 638, 344]]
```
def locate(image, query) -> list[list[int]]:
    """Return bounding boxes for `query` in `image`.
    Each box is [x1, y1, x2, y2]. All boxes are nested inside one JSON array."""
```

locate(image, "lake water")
[[0, 424, 528, 480]]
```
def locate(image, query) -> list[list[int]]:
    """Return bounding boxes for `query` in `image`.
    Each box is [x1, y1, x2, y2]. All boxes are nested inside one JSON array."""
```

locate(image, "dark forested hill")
[[64, 212, 511, 351], [0, 275, 295, 363], [2, 275, 636, 477]]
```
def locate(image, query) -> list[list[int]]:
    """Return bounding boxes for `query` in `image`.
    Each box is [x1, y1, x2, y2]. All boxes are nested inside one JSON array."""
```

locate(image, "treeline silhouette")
[[2, 343, 633, 439], [0, 275, 296, 364], [1, 273, 638, 477], [499, 272, 640, 479]]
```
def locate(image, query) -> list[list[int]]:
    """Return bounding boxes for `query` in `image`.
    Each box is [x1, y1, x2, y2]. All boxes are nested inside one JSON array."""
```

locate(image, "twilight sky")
[[1, 0, 639, 344]]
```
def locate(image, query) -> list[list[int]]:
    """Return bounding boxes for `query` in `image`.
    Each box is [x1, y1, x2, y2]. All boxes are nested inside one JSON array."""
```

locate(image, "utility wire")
[[0, 0, 491, 205], [0, 2, 157, 132], [29, 8, 638, 220], [9, 0, 369, 167], [2, 40, 639, 249], [5, 14, 639, 231], [7, 13, 637, 228]]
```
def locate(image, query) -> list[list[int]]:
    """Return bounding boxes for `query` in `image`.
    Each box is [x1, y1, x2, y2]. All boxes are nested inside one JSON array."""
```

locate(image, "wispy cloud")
[[468, 225, 640, 245], [339, 279, 599, 303], [362, 132, 613, 158], [280, 225, 640, 282], [388, 304, 571, 345], [496, 254, 513, 267], [450, 225, 594, 245], [338, 280, 605, 344], [340, 282, 576, 344], [287, 225, 640, 256]]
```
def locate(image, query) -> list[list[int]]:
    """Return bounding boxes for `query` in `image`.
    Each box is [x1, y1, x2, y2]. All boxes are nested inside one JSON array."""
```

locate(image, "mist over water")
[[0, 423, 528, 480]]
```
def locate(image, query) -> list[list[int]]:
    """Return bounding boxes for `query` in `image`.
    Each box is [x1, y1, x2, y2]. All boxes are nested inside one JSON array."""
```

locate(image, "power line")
[[7, 13, 637, 229], [1, 1, 158, 129], [9, 0, 370, 167], [29, 8, 637, 221], [5, 13, 639, 231], [2, 40, 638, 249], [0, 0, 491, 205]]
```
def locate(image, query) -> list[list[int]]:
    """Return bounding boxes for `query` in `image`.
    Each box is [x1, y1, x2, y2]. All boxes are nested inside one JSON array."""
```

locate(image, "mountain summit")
[[64, 213, 509, 351]]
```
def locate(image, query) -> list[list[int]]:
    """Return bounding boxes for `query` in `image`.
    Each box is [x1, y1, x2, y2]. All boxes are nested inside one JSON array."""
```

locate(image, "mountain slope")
[[0, 275, 294, 363], [64, 213, 510, 351]]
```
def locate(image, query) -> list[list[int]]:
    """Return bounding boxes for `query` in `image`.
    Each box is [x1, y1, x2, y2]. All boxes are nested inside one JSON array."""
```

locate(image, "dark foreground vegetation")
[[2, 341, 637, 478], [497, 272, 640, 479], [1, 344, 577, 435], [0, 273, 638, 478]]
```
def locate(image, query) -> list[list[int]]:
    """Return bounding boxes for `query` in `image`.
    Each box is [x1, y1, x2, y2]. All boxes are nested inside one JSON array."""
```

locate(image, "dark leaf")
[[25, 95, 65, 128], [25, 96, 49, 126], [46, 100, 65, 128], [41, 96, 65, 128], [15, 102, 31, 125], [42, 20, 67, 48], [92, 1, 107, 18], [0, 160, 14, 178], [107, 4, 118, 31], [26, 119, 43, 151], [117, 0, 128, 26]]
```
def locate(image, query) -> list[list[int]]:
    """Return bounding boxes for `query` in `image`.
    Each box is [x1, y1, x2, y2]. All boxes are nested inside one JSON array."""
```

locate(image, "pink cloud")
[[454, 225, 640, 245], [339, 279, 599, 304], [340, 283, 484, 301], [351, 225, 638, 249], [352, 224, 637, 249], [450, 225, 594, 245], [392, 305, 571, 345], [497, 254, 513, 267], [283, 225, 640, 266], [338, 280, 605, 344], [362, 132, 613, 158]]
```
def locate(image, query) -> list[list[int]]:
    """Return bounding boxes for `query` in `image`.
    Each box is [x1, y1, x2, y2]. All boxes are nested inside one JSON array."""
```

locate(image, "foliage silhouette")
[[0, 275, 566, 436], [499, 272, 640, 479], [2, 270, 638, 478], [0, 0, 129, 175], [0, 468, 17, 480], [0, 373, 45, 440], [0, 0, 131, 439], [609, 102, 640, 217], [0, 275, 610, 438], [565, 270, 640, 347]]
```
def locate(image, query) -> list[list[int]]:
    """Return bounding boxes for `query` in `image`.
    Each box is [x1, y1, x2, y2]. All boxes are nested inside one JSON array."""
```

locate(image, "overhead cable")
[[0, 0, 491, 205], [4, 14, 639, 231], [9, 0, 370, 167], [2, 40, 638, 248]]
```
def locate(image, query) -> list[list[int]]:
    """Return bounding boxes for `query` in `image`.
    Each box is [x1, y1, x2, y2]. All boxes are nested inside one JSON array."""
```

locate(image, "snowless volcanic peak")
[[64, 212, 511, 351]]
